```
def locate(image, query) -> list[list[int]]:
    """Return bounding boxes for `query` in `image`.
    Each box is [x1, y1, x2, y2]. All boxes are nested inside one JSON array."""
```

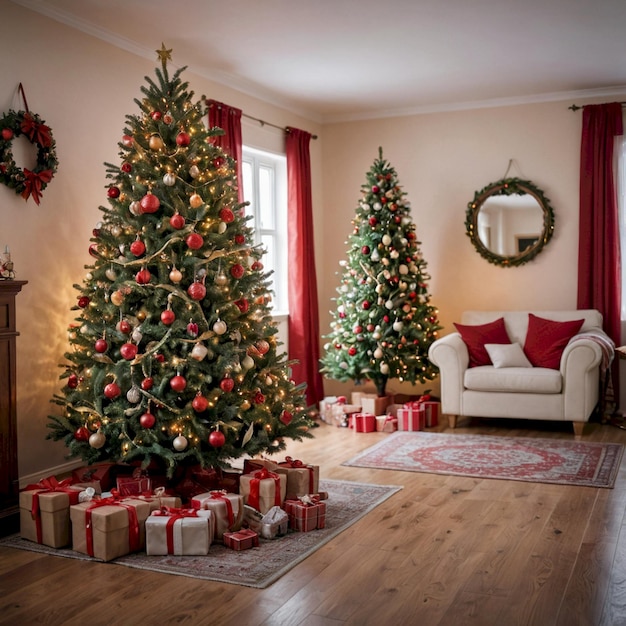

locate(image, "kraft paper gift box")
[[239, 468, 286, 514], [191, 490, 243, 540], [19, 477, 82, 548], [223, 528, 259, 551], [397, 403, 426, 431], [70, 497, 151, 561], [136, 487, 182, 513], [283, 496, 326, 532], [245, 457, 319, 499], [145, 508, 214, 555], [353, 413, 376, 433], [375, 415, 398, 432], [359, 394, 392, 416], [243, 504, 289, 539]]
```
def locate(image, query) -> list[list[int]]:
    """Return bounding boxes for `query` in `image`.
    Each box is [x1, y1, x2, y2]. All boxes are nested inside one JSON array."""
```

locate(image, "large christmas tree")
[[320, 148, 441, 397], [48, 46, 313, 477]]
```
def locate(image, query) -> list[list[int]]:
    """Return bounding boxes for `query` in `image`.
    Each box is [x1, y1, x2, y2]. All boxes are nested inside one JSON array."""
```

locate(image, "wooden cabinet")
[[0, 280, 26, 536]]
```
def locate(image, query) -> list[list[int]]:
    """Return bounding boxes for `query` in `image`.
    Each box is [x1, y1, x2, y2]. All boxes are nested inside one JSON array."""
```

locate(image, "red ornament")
[[362, 301, 370, 310], [234, 298, 249, 313], [77, 296, 90, 308], [230, 264, 244, 279], [1, 128, 14, 141], [381, 197, 387, 204], [192, 394, 209, 412], [94, 338, 108, 353], [130, 239, 146, 257], [140, 412, 156, 428], [186, 321, 199, 337], [176, 131, 191, 146], [209, 430, 226, 447], [251, 261, 263, 271], [253, 391, 265, 404], [219, 208, 235, 223], [120, 343, 138, 360], [107, 186, 120, 199], [104, 382, 121, 399], [141, 377, 154, 391], [187, 281, 206, 301], [161, 309, 176, 325], [67, 373, 78, 389], [88, 243, 100, 258], [155, 353, 166, 363], [170, 375, 187, 392], [140, 193, 160, 214], [361, 246, 370, 255], [256, 340, 270, 355], [169, 212, 185, 229], [213, 156, 226, 168], [119, 319, 132, 334], [280, 410, 293, 426], [151, 111, 162, 121], [121, 134, 134, 147], [74, 426, 90, 441], [220, 377, 234, 393], [369, 217, 378, 226], [372, 185, 379, 193], [121, 162, 132, 173], [186, 233, 204, 250], [348, 347, 357, 356], [234, 234, 245, 244], [136, 268, 151, 284]]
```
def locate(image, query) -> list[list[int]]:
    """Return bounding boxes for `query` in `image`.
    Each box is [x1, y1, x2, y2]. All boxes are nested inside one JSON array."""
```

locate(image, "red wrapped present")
[[239, 468, 286, 514], [223, 528, 259, 550], [71, 462, 116, 491], [191, 490, 243, 540], [397, 402, 425, 431], [116, 467, 152, 497], [353, 413, 376, 433], [423, 401, 440, 427], [283, 495, 326, 532], [19, 476, 82, 547], [70, 496, 151, 561], [146, 507, 214, 555]]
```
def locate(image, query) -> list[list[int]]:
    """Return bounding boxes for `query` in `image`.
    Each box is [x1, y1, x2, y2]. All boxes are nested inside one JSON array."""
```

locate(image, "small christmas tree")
[[48, 46, 313, 477], [321, 148, 442, 397]]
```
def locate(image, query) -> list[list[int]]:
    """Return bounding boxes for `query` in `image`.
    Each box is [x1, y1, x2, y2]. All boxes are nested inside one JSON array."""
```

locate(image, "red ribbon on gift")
[[21, 476, 81, 544], [153, 507, 199, 554], [279, 456, 316, 493], [192, 490, 235, 527], [247, 468, 281, 511], [21, 168, 53, 205], [83, 496, 140, 558], [20, 112, 52, 147]]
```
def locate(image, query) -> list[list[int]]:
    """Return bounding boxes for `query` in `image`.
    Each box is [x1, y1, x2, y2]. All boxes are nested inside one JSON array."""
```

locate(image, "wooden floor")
[[2, 416, 626, 626]]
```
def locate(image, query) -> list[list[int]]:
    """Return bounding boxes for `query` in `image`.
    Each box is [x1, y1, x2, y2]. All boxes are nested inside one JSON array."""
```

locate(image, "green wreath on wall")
[[0, 108, 58, 205]]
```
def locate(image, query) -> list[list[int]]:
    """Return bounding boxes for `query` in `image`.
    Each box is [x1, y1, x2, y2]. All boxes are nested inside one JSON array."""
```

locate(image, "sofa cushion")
[[453, 317, 510, 367], [464, 366, 562, 394], [485, 342, 532, 368], [523, 313, 584, 369]]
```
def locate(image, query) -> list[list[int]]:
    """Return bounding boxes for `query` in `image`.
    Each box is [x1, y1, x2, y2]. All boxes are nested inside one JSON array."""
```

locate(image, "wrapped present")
[[397, 402, 425, 431], [245, 457, 319, 500], [423, 400, 440, 427], [375, 414, 398, 433], [145, 507, 214, 555], [70, 496, 151, 561], [116, 468, 151, 497], [283, 495, 326, 532], [239, 468, 286, 514], [223, 528, 259, 551], [19, 476, 82, 548], [353, 413, 376, 433], [359, 394, 392, 416], [71, 462, 116, 491], [136, 487, 182, 513], [243, 504, 289, 539], [191, 490, 243, 540]]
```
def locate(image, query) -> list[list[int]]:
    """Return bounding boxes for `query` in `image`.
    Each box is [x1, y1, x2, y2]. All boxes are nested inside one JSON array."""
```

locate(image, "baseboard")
[[19, 459, 85, 489]]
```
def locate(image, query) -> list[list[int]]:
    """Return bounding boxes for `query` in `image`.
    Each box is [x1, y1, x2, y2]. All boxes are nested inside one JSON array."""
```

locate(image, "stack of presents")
[[19, 455, 325, 561], [319, 391, 440, 433]]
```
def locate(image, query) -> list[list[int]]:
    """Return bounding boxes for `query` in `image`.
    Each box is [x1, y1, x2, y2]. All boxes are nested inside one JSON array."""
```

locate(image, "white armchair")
[[428, 310, 613, 436]]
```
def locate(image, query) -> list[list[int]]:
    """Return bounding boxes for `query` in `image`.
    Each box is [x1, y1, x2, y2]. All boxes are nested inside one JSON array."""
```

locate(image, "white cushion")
[[464, 366, 562, 394], [485, 343, 532, 368]]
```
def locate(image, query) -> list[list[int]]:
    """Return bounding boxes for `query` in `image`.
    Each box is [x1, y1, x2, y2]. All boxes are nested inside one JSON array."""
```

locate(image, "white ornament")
[[129, 201, 141, 216], [218, 222, 227, 234], [242, 355, 255, 370], [374, 347, 383, 359], [173, 435, 188, 451], [105, 267, 117, 281], [373, 202, 382, 211], [89, 431, 106, 449], [213, 319, 227, 335], [393, 321, 404, 332], [111, 225, 122, 237], [390, 250, 399, 259], [131, 328, 143, 343], [399, 264, 409, 275], [380, 363, 390, 375], [169, 268, 183, 283], [126, 386, 141, 403], [371, 249, 380, 262], [163, 173, 176, 186], [385, 300, 394, 309], [190, 342, 208, 361], [382, 234, 392, 246], [189, 165, 200, 179]]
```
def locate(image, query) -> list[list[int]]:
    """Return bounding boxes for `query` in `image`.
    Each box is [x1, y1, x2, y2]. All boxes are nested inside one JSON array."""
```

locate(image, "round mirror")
[[465, 177, 555, 267]]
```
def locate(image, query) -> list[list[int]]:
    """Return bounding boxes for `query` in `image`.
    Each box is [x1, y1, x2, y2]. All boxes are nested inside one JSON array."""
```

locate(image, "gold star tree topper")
[[156, 43, 172, 68]]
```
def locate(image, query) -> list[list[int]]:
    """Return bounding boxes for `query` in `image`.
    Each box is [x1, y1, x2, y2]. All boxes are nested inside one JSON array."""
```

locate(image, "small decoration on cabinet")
[[0, 84, 58, 205], [0, 245, 15, 280]]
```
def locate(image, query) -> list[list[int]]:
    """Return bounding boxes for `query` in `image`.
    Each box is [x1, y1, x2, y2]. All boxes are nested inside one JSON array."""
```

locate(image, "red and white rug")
[[343, 432, 624, 488]]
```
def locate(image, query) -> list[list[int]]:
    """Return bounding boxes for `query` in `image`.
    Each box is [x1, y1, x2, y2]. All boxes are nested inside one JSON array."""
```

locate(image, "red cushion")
[[453, 318, 510, 367], [523, 313, 584, 369]]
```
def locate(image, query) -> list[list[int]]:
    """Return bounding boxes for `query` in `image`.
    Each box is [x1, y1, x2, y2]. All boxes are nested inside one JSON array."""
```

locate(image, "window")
[[241, 146, 288, 315]]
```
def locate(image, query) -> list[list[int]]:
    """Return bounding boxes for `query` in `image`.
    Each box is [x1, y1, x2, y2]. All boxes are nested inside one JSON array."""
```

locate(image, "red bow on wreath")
[[22, 168, 53, 205], [20, 112, 52, 148]]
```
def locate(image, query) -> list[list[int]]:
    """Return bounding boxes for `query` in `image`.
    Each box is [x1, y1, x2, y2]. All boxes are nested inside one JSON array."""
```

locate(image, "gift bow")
[[22, 476, 80, 544], [20, 113, 52, 147], [21, 168, 53, 205], [83, 495, 140, 557], [191, 490, 235, 527], [247, 468, 282, 511]]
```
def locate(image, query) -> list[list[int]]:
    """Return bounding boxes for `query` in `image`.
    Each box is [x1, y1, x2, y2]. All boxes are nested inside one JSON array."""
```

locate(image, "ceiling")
[[13, 0, 626, 123]]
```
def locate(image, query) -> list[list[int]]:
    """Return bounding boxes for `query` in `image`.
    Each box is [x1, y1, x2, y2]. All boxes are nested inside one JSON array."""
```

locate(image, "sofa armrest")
[[428, 333, 469, 415]]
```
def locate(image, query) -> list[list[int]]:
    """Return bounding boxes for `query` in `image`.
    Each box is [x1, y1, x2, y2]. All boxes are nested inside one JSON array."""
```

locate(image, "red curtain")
[[577, 102, 623, 403], [286, 127, 324, 406], [207, 99, 244, 204]]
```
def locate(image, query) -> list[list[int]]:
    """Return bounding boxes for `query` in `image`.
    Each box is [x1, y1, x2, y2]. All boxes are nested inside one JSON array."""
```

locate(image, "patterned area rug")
[[0, 479, 400, 589], [343, 432, 624, 488]]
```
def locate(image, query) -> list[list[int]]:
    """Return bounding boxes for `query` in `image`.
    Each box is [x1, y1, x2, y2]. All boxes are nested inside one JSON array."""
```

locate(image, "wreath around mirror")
[[465, 177, 555, 267]]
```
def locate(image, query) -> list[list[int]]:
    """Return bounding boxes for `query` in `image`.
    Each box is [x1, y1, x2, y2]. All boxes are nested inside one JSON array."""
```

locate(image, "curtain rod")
[[568, 102, 626, 112], [241, 111, 318, 140]]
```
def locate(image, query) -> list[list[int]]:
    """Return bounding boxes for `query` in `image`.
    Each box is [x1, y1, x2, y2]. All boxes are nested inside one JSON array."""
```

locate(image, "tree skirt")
[[0, 479, 401, 589], [343, 432, 624, 488]]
